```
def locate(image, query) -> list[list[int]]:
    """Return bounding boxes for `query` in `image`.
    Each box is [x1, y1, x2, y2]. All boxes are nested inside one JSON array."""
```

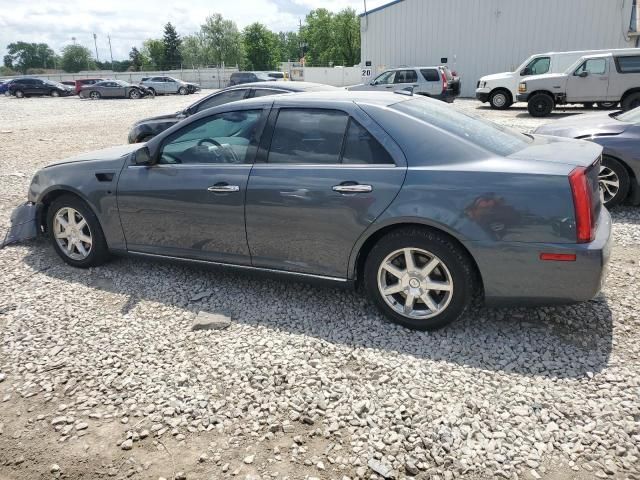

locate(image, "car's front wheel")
[[51, 90, 60, 97], [599, 156, 630, 208], [364, 228, 475, 330], [47, 195, 110, 268], [14, 89, 24, 98], [527, 93, 554, 117], [178, 87, 187, 95], [621, 92, 640, 111], [489, 90, 512, 109], [129, 89, 141, 99]]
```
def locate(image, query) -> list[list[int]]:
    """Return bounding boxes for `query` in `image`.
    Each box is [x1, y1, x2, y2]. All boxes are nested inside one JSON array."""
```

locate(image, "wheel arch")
[[528, 90, 555, 100], [489, 87, 513, 101], [38, 187, 99, 233], [621, 87, 640, 103], [351, 221, 484, 296]]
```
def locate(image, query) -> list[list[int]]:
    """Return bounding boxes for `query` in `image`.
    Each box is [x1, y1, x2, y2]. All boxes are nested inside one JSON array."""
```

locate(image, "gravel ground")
[[0, 94, 639, 480]]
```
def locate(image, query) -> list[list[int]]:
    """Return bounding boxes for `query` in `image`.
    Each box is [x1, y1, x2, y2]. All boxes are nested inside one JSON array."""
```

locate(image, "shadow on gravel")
[[21, 240, 613, 380]]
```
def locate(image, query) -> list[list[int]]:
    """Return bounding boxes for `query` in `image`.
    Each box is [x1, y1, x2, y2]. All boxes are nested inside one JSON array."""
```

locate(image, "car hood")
[[522, 73, 567, 84], [479, 71, 514, 82], [346, 83, 375, 91], [45, 144, 142, 168], [509, 134, 602, 167], [534, 111, 629, 138]]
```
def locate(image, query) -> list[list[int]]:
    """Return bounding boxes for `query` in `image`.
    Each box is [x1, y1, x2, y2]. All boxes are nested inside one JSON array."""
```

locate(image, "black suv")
[[9, 78, 74, 98], [229, 71, 274, 86]]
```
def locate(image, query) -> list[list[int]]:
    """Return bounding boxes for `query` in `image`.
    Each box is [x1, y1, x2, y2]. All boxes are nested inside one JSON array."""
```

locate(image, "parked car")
[[9, 78, 74, 98], [347, 66, 458, 102], [79, 80, 153, 100], [517, 52, 640, 117], [266, 71, 288, 80], [229, 71, 274, 86], [61, 81, 76, 88], [6, 92, 610, 331], [140, 76, 200, 95], [128, 81, 339, 143], [440, 66, 461, 96], [74, 78, 104, 95], [476, 48, 640, 109], [535, 107, 640, 207]]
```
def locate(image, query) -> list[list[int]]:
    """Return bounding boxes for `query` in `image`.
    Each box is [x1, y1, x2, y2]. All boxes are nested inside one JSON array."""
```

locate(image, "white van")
[[475, 48, 640, 109]]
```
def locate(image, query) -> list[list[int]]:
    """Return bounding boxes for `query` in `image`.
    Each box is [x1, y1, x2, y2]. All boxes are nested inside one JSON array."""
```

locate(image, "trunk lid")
[[509, 134, 602, 167]]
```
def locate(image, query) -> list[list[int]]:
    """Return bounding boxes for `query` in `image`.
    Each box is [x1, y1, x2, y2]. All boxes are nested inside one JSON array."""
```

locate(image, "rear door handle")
[[332, 184, 373, 193], [207, 183, 239, 193]]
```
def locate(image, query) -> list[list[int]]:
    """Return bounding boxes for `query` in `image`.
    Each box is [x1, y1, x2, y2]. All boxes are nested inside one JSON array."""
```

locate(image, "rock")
[[121, 439, 133, 450], [51, 416, 67, 426], [367, 459, 395, 479], [191, 312, 231, 331], [50, 464, 60, 473], [405, 461, 419, 475], [175, 472, 187, 480], [75, 422, 88, 431], [0, 373, 5, 382], [243, 454, 255, 464], [530, 470, 541, 480]]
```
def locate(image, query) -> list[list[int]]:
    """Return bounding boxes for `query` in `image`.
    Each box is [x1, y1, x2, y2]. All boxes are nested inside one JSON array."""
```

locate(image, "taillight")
[[569, 167, 595, 243], [442, 74, 448, 93]]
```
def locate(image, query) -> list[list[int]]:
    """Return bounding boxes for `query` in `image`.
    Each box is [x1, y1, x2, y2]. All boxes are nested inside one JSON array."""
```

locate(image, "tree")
[[163, 22, 182, 68], [242, 23, 278, 70], [200, 13, 243, 66], [5, 42, 56, 73], [180, 33, 206, 68], [129, 47, 143, 71], [275, 31, 301, 62], [60, 44, 95, 73], [302, 9, 335, 66], [333, 8, 360, 66], [142, 39, 164, 69]]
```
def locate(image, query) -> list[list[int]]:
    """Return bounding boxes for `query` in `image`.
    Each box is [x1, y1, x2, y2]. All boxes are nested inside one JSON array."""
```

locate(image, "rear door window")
[[394, 70, 418, 83], [195, 89, 249, 112], [372, 71, 396, 85], [342, 119, 394, 165], [421, 69, 440, 82], [268, 109, 348, 164]]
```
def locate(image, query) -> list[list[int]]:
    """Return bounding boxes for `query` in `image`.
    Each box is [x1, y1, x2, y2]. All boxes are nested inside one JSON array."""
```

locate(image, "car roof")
[[222, 81, 339, 92], [230, 90, 408, 108]]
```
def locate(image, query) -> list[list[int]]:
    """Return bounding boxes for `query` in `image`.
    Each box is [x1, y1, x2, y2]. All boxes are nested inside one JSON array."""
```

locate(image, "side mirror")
[[578, 71, 589, 78], [134, 146, 153, 165]]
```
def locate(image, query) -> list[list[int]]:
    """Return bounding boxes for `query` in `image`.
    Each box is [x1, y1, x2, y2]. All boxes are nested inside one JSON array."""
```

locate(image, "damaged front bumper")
[[0, 202, 39, 248]]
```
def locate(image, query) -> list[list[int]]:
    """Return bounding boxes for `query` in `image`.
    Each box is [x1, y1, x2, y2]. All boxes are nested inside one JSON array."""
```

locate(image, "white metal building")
[[360, 0, 639, 97]]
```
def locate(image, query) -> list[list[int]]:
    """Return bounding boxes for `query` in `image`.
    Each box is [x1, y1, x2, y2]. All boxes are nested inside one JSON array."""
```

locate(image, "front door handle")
[[333, 184, 373, 193], [207, 183, 239, 193]]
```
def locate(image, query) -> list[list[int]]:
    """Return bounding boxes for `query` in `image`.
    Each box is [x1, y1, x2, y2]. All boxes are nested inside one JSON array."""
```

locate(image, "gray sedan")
[[79, 80, 152, 100], [535, 108, 640, 207], [5, 92, 611, 330]]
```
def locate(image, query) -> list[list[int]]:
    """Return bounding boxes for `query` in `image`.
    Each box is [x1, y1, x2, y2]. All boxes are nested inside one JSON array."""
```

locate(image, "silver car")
[[348, 67, 458, 102], [140, 76, 198, 95]]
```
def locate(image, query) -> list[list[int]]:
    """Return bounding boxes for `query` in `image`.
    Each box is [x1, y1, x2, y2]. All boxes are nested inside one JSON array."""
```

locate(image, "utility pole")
[[93, 33, 100, 63], [108, 35, 114, 71]]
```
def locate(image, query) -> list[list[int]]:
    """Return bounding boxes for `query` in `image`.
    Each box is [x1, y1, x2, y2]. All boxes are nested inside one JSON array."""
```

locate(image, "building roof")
[[359, 0, 405, 17]]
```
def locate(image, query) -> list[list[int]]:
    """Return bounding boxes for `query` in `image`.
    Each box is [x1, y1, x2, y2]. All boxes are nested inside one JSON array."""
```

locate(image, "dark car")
[[128, 81, 339, 143], [0, 79, 11, 95], [229, 71, 273, 86], [6, 92, 611, 331], [535, 107, 640, 207], [9, 78, 74, 98], [79, 80, 153, 100], [74, 78, 104, 95]]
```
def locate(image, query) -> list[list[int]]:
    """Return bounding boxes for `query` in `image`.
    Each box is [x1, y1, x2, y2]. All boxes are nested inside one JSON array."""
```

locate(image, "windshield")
[[255, 73, 271, 80], [615, 106, 640, 123], [393, 97, 532, 156]]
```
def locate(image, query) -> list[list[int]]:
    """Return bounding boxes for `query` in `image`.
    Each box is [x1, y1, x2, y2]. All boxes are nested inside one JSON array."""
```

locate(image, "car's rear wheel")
[[129, 89, 141, 99], [178, 87, 187, 95], [89, 91, 101, 100], [527, 93, 554, 117], [51, 90, 60, 97], [363, 228, 475, 330], [597, 102, 618, 109], [14, 89, 24, 98], [489, 90, 512, 109], [147, 88, 156, 96], [47, 195, 110, 268], [621, 92, 640, 111], [599, 156, 630, 208]]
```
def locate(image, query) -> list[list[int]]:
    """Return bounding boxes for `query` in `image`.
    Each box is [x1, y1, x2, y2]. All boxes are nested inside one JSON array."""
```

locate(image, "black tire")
[[14, 89, 24, 98], [46, 194, 110, 268], [51, 90, 60, 97], [621, 92, 640, 112], [597, 102, 617, 109], [489, 89, 512, 109], [89, 91, 101, 100], [147, 88, 156, 96], [527, 93, 554, 117], [178, 87, 187, 95], [600, 156, 630, 208], [583, 102, 594, 109], [129, 89, 141, 99], [363, 227, 475, 330]]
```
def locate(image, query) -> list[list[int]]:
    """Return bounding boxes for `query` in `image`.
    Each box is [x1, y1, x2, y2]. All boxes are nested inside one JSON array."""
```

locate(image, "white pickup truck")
[[516, 52, 640, 117], [475, 48, 640, 109]]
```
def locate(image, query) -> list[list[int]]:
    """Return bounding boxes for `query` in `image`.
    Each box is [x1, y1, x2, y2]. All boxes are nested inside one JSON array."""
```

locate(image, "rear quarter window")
[[421, 69, 440, 82], [392, 97, 532, 156], [615, 55, 640, 73]]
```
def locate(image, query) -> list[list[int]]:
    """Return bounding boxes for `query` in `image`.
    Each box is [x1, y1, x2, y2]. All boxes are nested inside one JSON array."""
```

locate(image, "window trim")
[[523, 56, 551, 75], [256, 107, 397, 167], [614, 55, 640, 74]]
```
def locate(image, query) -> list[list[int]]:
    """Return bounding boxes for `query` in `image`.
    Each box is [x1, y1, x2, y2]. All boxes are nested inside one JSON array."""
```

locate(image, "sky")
[[0, 0, 390, 61]]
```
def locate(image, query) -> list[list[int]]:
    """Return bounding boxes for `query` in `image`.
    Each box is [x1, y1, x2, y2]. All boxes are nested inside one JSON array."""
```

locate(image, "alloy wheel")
[[53, 207, 93, 261], [90, 91, 100, 100], [130, 89, 141, 99], [599, 165, 620, 205], [377, 247, 454, 319]]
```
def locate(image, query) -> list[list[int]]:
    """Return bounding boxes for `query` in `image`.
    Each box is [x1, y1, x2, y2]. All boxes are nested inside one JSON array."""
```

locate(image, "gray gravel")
[[0, 94, 639, 480]]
